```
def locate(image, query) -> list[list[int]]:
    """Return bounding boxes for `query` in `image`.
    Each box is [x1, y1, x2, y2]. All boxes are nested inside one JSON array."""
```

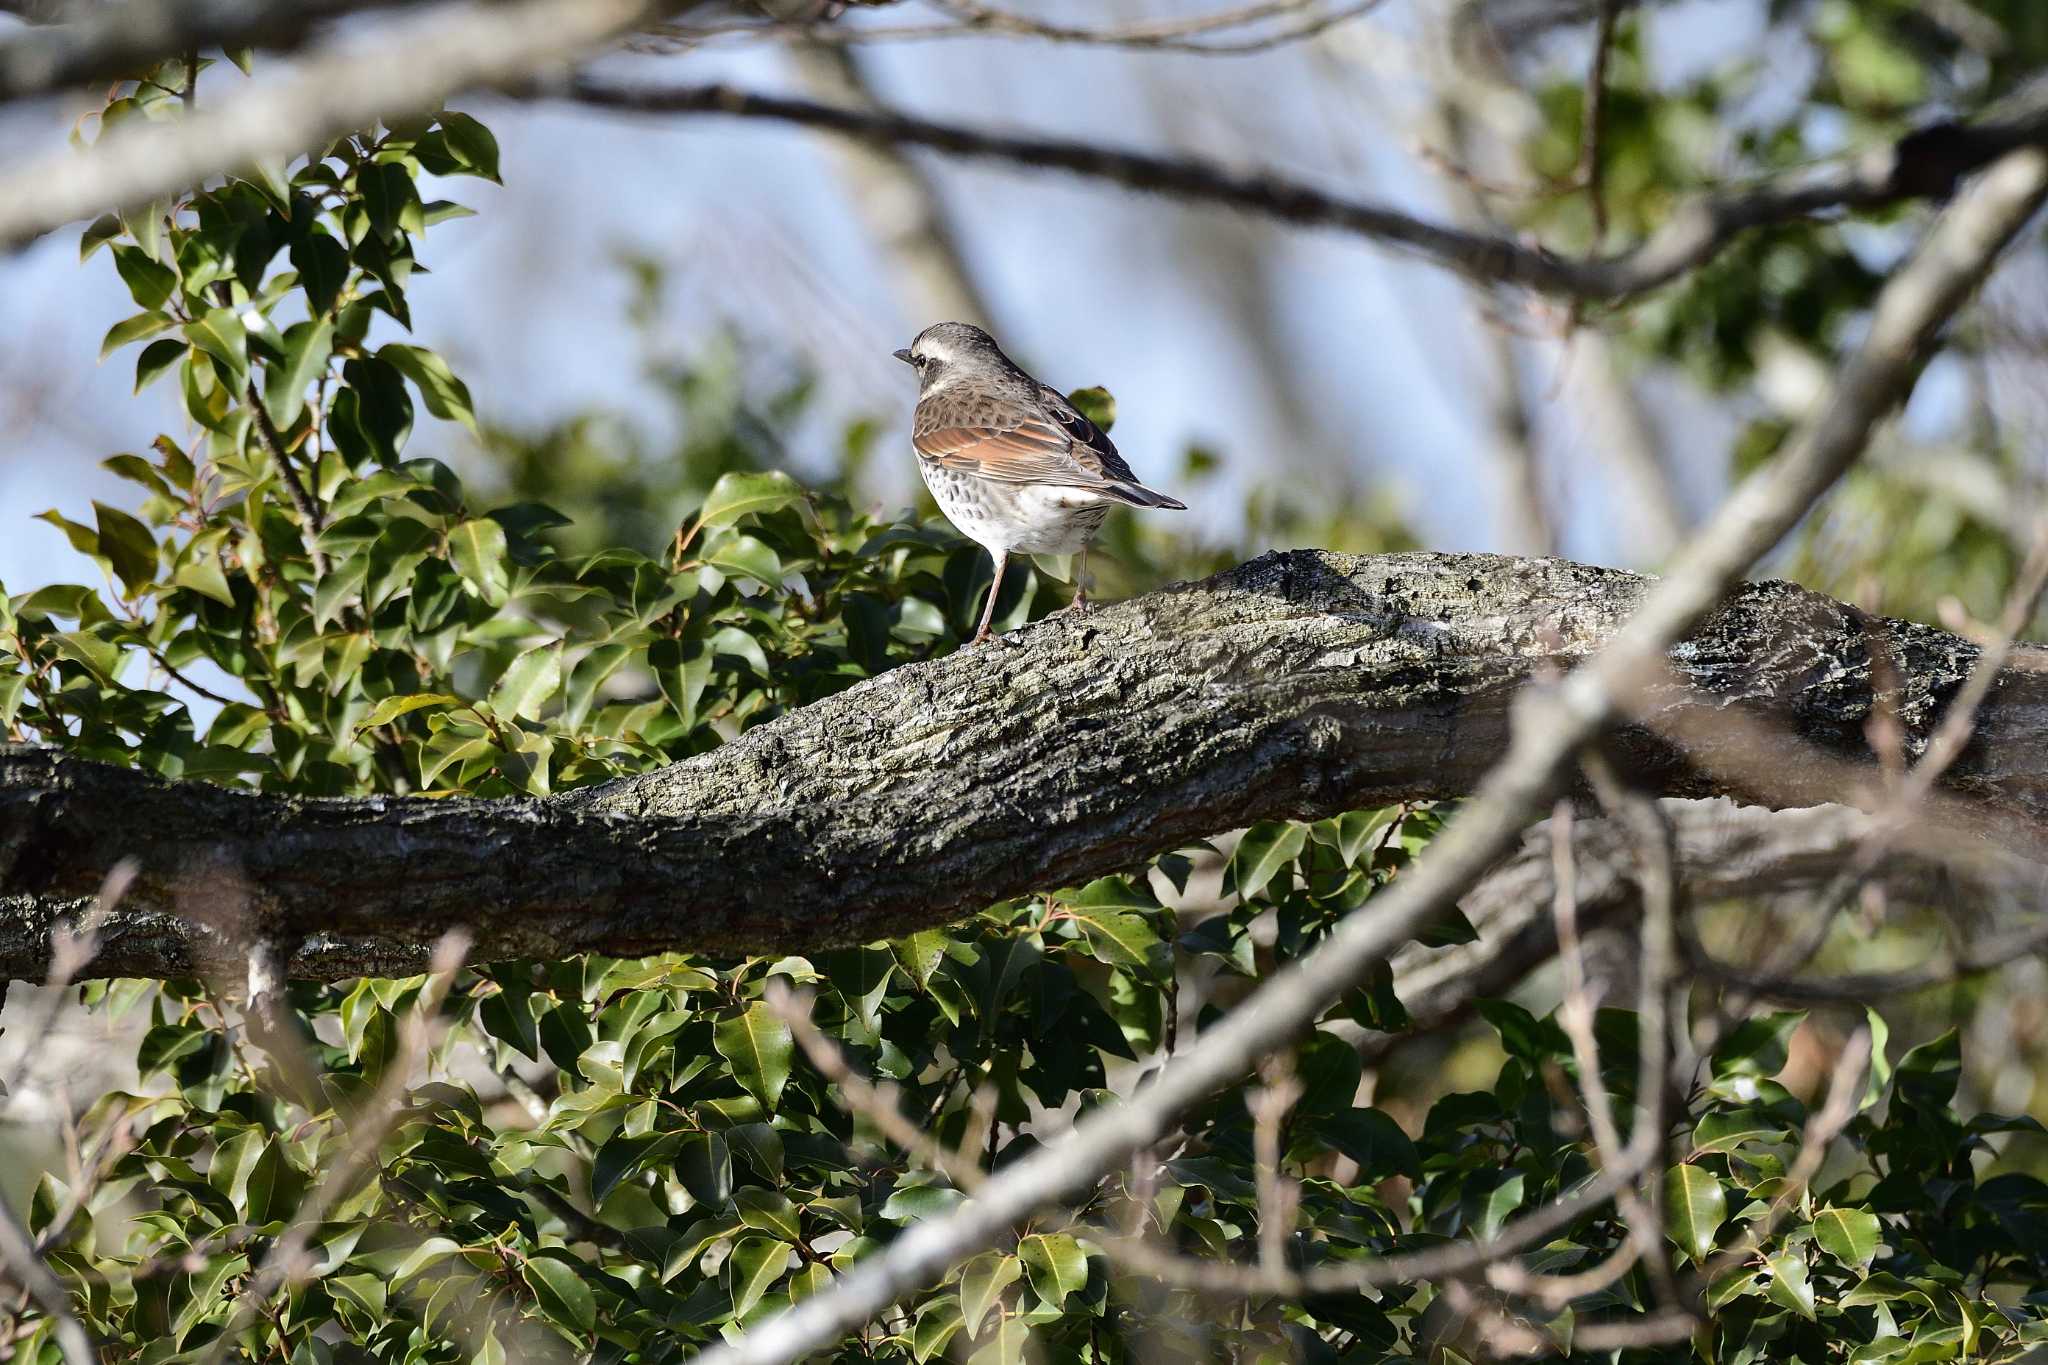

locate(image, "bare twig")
[[1579, 0, 1619, 241], [764, 982, 986, 1192], [0, 0, 435, 104], [695, 146, 2048, 1365], [562, 77, 2048, 305], [1097, 1149, 1655, 1294], [201, 931, 470, 1364], [1247, 1065, 1302, 1275], [0, 863, 132, 1365], [0, 1194, 95, 1365], [0, 860, 135, 1102], [0, 0, 662, 250], [650, 0, 1386, 55]]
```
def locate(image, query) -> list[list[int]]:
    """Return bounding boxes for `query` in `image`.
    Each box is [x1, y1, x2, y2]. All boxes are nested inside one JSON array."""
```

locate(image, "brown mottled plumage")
[[894, 322, 1186, 643]]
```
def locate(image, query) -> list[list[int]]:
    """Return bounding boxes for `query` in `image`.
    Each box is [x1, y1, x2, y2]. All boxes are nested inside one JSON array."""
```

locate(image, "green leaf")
[[439, 111, 502, 181], [913, 1300, 965, 1363], [700, 531, 782, 586], [487, 644, 562, 722], [1895, 1028, 1960, 1110], [1066, 386, 1116, 432], [1694, 1106, 1792, 1154], [521, 1256, 595, 1334], [313, 554, 369, 630], [448, 517, 511, 607], [80, 214, 122, 261], [728, 1237, 792, 1317], [1665, 1165, 1727, 1264], [674, 1131, 733, 1209], [1018, 1233, 1087, 1309], [713, 1004, 793, 1112], [419, 734, 496, 790], [1460, 1169, 1524, 1241], [697, 470, 804, 530], [1476, 998, 1571, 1064], [1230, 821, 1306, 902], [735, 1187, 802, 1241], [134, 337, 187, 393], [36, 509, 99, 561], [892, 931, 948, 991], [112, 245, 175, 310], [184, 307, 249, 381], [380, 344, 478, 433], [648, 636, 711, 731], [590, 1131, 676, 1205], [100, 311, 171, 359], [172, 527, 235, 606], [264, 317, 335, 429], [968, 1318, 1031, 1365], [1312, 1107, 1420, 1181], [879, 1184, 966, 1223], [357, 692, 462, 730], [291, 232, 349, 318], [1862, 1007, 1892, 1111], [1711, 1010, 1806, 1078], [1763, 1249, 1816, 1320], [959, 1252, 1023, 1336], [92, 502, 157, 597], [822, 946, 895, 1033], [1813, 1206, 1881, 1269]]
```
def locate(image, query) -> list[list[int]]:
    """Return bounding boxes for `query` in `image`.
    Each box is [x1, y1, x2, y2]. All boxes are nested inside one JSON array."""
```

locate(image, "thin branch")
[[1247, 1064, 1302, 1276], [0, 0, 663, 250], [648, 0, 1386, 55], [243, 382, 330, 577], [1578, 0, 1619, 241], [694, 140, 2048, 1365], [764, 982, 986, 1193], [0, 1193, 95, 1365], [201, 931, 470, 1363], [0, 0, 436, 104], [559, 77, 2048, 304], [0, 863, 133, 1365], [1097, 1149, 1654, 1294]]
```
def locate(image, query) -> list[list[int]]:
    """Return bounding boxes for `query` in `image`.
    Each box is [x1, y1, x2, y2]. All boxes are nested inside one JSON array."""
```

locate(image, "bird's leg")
[[973, 552, 1007, 643], [1071, 545, 1090, 613]]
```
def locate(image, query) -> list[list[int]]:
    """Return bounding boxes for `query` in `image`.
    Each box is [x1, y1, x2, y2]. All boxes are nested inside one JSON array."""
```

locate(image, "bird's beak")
[[892, 348, 914, 365]]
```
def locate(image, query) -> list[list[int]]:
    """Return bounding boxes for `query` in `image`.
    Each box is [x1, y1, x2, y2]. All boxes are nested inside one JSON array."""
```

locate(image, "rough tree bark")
[[3, 548, 2044, 982]]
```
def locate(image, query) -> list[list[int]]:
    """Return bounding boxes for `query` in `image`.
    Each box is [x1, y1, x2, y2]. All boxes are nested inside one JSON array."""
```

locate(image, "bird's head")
[[893, 321, 1006, 388]]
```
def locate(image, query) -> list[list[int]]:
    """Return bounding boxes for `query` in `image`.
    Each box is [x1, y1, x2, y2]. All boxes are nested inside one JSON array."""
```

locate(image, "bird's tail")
[[1106, 481, 1188, 511]]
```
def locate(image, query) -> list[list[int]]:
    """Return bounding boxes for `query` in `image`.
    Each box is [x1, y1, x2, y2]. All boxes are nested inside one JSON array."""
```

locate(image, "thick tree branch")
[[562, 75, 2048, 302], [4, 547, 2048, 984]]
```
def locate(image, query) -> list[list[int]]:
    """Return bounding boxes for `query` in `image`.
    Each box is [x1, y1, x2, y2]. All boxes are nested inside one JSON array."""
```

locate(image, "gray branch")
[[0, 0, 429, 104], [0, 0, 661, 250], [4, 549, 2046, 984], [564, 75, 2048, 302]]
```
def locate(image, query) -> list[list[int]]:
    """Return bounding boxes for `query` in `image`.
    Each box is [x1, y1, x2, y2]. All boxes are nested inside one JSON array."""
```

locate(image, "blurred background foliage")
[[4, 0, 2048, 1359]]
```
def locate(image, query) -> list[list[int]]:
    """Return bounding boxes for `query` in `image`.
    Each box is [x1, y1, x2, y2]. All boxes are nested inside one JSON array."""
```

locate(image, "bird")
[[894, 321, 1186, 644]]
